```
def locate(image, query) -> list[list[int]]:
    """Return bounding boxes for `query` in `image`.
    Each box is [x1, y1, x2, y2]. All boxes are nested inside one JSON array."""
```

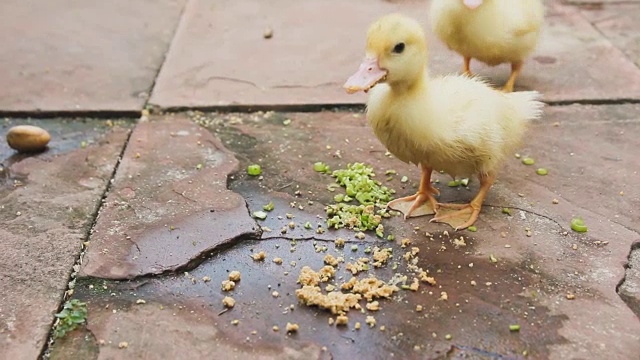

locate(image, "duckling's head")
[[344, 14, 428, 94]]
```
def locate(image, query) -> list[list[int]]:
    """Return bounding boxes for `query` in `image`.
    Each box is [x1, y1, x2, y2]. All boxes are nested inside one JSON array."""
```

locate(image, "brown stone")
[[0, 122, 130, 359], [79, 114, 260, 280], [0, 0, 186, 112], [150, 0, 640, 109]]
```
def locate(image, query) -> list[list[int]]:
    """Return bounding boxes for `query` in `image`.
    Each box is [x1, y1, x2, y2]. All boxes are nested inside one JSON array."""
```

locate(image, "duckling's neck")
[[388, 67, 428, 96]]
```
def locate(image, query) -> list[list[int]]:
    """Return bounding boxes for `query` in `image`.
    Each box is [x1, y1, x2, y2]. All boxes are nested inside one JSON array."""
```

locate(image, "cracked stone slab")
[[52, 107, 640, 358], [619, 244, 640, 317], [0, 0, 187, 112], [0, 119, 131, 359], [150, 0, 640, 109], [578, 2, 640, 68], [79, 115, 260, 280]]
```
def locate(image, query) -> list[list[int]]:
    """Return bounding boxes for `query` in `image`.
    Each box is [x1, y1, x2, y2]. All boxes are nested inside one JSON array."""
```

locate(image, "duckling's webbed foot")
[[387, 164, 438, 219], [387, 192, 437, 219], [430, 203, 480, 230]]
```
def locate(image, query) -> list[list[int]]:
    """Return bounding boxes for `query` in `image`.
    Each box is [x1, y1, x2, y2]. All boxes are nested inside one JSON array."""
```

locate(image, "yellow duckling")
[[344, 14, 543, 230], [430, 0, 544, 92]]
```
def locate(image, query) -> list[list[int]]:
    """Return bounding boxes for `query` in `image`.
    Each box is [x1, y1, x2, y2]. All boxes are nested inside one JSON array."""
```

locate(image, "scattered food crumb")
[[221, 280, 235, 291], [366, 301, 381, 311], [355, 322, 361, 330], [273, 257, 283, 264], [324, 254, 339, 266], [223, 296, 235, 308], [202, 276, 211, 282], [336, 315, 349, 326], [335, 238, 345, 247], [272, 291, 280, 298], [566, 293, 576, 300], [273, 325, 279, 332], [229, 271, 241, 281], [552, 198, 559, 204], [440, 292, 448, 301], [366, 316, 376, 327], [251, 251, 266, 261], [416, 305, 423, 312], [118, 342, 128, 349], [232, 319, 239, 325], [135, 299, 146, 305], [286, 322, 299, 332]]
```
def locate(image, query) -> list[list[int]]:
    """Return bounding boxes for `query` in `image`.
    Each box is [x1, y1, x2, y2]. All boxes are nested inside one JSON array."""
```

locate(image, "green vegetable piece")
[[80, 141, 87, 149], [468, 226, 477, 232], [536, 168, 548, 176], [401, 176, 409, 183], [304, 221, 312, 229], [252, 211, 267, 220], [571, 217, 588, 233], [392, 262, 398, 270], [502, 208, 512, 216], [509, 324, 521, 332], [489, 254, 498, 263], [263, 202, 274, 211], [334, 194, 345, 202], [313, 162, 329, 173], [460, 178, 470, 187], [401, 285, 411, 290], [448, 180, 460, 187], [351, 245, 358, 251], [283, 119, 292, 126], [522, 157, 535, 165], [385, 170, 397, 175], [362, 264, 370, 271], [364, 247, 371, 254], [387, 234, 395, 241], [247, 164, 262, 176]]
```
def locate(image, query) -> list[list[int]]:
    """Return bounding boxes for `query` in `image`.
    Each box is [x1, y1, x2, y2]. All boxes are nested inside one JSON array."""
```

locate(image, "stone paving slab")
[[0, 0, 186, 113], [0, 119, 131, 359], [150, 0, 640, 109], [52, 106, 640, 359], [79, 115, 260, 280], [577, 2, 640, 67]]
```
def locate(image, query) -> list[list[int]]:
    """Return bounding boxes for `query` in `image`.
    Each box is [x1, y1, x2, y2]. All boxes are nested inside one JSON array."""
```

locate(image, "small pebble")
[[6, 125, 51, 152]]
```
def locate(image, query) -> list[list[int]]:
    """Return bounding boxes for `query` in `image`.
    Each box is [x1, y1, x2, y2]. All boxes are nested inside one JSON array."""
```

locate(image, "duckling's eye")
[[392, 42, 405, 54]]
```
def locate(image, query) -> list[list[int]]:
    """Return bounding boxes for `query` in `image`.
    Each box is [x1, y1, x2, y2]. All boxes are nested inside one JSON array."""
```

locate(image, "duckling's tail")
[[506, 91, 544, 121]]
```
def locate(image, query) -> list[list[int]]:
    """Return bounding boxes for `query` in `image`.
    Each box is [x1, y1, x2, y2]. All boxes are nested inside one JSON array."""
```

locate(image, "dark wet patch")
[[69, 233, 567, 359]]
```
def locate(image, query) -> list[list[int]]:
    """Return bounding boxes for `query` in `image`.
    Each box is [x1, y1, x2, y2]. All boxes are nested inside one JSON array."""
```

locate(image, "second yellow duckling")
[[430, 0, 544, 92], [344, 14, 543, 230]]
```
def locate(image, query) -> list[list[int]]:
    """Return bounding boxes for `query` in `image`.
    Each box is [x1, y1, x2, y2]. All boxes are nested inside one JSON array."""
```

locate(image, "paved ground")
[[1, 0, 639, 359]]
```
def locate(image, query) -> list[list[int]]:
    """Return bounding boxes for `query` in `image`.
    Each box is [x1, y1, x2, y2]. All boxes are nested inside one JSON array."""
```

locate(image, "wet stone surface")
[[0, 119, 132, 359], [52, 109, 640, 359]]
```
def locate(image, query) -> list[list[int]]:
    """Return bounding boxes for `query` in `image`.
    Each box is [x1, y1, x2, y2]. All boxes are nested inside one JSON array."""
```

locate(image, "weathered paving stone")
[[619, 245, 640, 318], [79, 114, 260, 280], [52, 107, 639, 359], [150, 0, 640, 109], [0, 0, 187, 112], [578, 2, 640, 68], [0, 119, 131, 359]]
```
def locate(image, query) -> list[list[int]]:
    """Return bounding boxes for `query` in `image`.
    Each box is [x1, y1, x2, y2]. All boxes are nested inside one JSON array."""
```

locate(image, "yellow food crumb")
[[319, 265, 336, 281], [401, 238, 411, 248], [273, 257, 283, 264], [232, 319, 239, 325], [286, 322, 299, 332], [355, 322, 361, 330], [440, 291, 448, 301], [419, 272, 437, 286], [373, 247, 392, 267], [335, 238, 345, 247], [229, 271, 241, 281], [297, 266, 321, 286], [352, 277, 399, 301], [324, 254, 339, 266], [325, 284, 336, 292], [566, 293, 576, 300], [118, 342, 128, 349], [328, 317, 335, 325], [379, 326, 386, 331], [366, 301, 380, 311], [355, 232, 365, 240], [202, 276, 211, 282], [366, 315, 376, 327], [135, 299, 146, 305], [288, 221, 296, 229], [221, 280, 235, 291], [222, 296, 235, 308], [336, 315, 349, 326], [341, 277, 357, 290], [409, 278, 419, 291], [295, 286, 362, 314], [272, 291, 280, 298], [251, 251, 266, 261], [416, 305, 423, 312], [273, 325, 279, 332]]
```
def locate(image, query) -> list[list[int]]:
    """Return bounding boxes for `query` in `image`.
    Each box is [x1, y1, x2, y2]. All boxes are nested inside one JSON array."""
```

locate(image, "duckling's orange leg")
[[463, 57, 472, 76], [503, 62, 523, 93], [387, 164, 439, 219], [430, 171, 496, 230]]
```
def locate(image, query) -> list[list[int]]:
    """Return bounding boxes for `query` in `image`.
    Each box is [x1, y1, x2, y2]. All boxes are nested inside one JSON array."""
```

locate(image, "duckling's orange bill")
[[344, 58, 387, 94]]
